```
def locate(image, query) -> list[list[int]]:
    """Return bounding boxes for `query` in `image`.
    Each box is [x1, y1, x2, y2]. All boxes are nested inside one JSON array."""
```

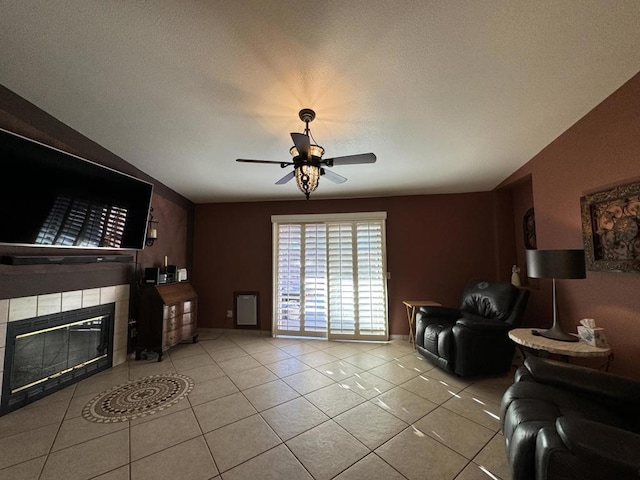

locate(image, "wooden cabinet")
[[136, 282, 198, 361]]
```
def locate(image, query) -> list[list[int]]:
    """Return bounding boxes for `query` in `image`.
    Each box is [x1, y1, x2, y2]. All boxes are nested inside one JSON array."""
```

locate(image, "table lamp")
[[526, 249, 586, 342]]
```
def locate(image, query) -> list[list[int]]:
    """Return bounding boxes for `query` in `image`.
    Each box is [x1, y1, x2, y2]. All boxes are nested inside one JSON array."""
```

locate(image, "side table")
[[508, 328, 613, 370], [402, 300, 441, 348]]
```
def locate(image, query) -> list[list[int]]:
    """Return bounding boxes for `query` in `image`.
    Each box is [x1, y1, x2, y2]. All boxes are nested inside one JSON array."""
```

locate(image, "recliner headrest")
[[460, 280, 518, 320]]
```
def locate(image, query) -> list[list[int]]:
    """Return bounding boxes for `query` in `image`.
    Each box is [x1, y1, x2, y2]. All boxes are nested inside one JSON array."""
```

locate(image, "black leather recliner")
[[501, 357, 640, 480], [415, 280, 529, 377]]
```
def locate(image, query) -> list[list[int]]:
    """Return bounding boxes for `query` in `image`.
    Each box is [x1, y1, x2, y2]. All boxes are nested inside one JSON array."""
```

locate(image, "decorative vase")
[[511, 265, 521, 287]]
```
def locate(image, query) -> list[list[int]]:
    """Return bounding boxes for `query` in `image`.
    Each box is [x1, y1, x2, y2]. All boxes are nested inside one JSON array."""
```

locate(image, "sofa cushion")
[[501, 380, 628, 480], [502, 381, 627, 439]]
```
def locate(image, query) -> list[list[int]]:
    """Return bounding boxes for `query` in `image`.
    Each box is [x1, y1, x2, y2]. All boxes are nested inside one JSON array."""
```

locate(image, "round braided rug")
[[82, 373, 194, 423]]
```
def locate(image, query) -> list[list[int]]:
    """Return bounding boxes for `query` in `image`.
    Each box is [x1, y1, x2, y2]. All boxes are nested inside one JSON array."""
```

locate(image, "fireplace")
[[1, 304, 114, 414], [0, 284, 130, 415]]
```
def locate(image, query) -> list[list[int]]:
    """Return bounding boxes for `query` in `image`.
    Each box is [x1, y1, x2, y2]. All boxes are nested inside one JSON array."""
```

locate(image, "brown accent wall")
[[192, 193, 501, 336], [0, 87, 194, 300], [495, 176, 544, 327], [498, 72, 640, 378], [138, 192, 191, 275]]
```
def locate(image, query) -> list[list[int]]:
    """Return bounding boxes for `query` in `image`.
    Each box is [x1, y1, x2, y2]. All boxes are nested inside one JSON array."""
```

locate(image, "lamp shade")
[[526, 249, 586, 279]]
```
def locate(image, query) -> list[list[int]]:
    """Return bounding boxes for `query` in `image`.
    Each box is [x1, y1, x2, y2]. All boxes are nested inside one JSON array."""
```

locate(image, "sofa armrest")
[[416, 306, 461, 320], [524, 357, 640, 407], [556, 417, 640, 475], [456, 316, 511, 331]]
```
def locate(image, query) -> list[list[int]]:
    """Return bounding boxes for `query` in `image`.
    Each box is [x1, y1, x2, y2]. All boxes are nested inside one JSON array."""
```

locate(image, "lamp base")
[[535, 325, 579, 342]]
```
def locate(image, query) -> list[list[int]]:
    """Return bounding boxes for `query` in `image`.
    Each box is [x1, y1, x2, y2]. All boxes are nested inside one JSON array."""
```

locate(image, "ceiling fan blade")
[[323, 153, 376, 166], [275, 170, 295, 185], [291, 133, 310, 159], [236, 159, 291, 165], [321, 168, 347, 184]]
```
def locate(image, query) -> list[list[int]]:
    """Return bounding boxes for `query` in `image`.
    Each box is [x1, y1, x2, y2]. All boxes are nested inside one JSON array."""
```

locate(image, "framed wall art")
[[580, 180, 640, 273]]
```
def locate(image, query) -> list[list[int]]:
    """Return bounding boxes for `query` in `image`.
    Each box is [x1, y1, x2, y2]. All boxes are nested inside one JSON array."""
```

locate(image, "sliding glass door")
[[273, 212, 388, 340]]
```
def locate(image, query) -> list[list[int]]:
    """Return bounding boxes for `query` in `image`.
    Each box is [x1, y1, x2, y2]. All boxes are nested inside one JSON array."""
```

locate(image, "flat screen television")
[[0, 128, 153, 250]]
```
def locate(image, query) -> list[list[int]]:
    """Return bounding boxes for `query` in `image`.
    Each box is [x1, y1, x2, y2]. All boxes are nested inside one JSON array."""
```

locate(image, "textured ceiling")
[[1, 1, 639, 203]]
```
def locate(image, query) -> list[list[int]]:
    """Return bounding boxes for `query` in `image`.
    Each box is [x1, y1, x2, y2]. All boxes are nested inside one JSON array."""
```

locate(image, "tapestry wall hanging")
[[580, 179, 640, 273]]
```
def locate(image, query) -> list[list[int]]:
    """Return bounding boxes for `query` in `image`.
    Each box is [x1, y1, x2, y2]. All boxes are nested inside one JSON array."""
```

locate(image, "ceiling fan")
[[236, 108, 376, 199]]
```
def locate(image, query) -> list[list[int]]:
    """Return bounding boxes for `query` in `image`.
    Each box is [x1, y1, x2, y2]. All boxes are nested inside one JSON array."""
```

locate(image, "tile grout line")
[[198, 335, 310, 478], [1, 334, 512, 480], [195, 336, 388, 478], [37, 382, 78, 480], [250, 340, 425, 479], [169, 351, 221, 479], [195, 336, 503, 478]]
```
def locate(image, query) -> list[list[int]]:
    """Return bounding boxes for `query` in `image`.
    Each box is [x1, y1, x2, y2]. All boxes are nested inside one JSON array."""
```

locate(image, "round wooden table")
[[508, 328, 613, 370]]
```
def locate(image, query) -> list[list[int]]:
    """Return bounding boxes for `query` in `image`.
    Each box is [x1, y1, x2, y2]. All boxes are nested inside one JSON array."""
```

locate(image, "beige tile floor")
[[0, 330, 516, 480]]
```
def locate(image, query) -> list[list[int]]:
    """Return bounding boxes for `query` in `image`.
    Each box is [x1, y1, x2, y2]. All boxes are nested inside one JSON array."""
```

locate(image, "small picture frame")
[[580, 180, 640, 273]]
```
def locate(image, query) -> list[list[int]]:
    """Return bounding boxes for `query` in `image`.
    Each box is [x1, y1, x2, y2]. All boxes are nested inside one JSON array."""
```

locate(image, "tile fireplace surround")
[[0, 284, 130, 409]]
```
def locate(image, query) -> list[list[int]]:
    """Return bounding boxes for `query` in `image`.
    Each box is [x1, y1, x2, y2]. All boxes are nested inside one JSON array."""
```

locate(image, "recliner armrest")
[[524, 357, 640, 407], [556, 417, 640, 474], [455, 316, 511, 331], [504, 288, 530, 325], [416, 306, 461, 320]]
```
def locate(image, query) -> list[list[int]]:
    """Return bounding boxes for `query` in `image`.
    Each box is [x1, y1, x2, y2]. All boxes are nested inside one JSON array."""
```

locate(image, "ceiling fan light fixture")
[[295, 164, 320, 199], [289, 144, 325, 158], [236, 107, 376, 200]]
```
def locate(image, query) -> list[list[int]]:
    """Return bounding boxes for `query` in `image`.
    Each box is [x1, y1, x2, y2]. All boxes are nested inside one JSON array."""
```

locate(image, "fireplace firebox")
[[1, 304, 114, 415]]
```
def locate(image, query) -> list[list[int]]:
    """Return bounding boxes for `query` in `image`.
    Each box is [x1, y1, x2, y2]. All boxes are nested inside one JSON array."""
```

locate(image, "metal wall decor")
[[146, 206, 158, 247], [580, 180, 640, 273]]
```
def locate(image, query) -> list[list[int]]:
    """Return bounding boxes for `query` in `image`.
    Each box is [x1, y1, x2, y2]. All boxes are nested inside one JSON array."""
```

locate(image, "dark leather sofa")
[[415, 280, 529, 377], [501, 356, 640, 480]]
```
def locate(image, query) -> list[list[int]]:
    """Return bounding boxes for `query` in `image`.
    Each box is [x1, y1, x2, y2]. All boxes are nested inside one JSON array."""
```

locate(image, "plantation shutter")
[[355, 221, 386, 336], [275, 224, 303, 334], [272, 212, 387, 340], [303, 224, 328, 333]]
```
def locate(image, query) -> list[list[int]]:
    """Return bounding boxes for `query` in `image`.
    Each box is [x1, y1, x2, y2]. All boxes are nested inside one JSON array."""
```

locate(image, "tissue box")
[[577, 326, 608, 347]]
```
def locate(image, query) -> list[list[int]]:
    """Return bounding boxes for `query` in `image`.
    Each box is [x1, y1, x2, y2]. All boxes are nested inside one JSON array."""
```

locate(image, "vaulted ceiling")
[[2, 1, 639, 203]]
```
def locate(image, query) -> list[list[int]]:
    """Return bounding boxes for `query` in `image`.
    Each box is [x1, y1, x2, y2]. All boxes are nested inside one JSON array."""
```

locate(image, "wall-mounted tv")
[[0, 128, 153, 250]]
